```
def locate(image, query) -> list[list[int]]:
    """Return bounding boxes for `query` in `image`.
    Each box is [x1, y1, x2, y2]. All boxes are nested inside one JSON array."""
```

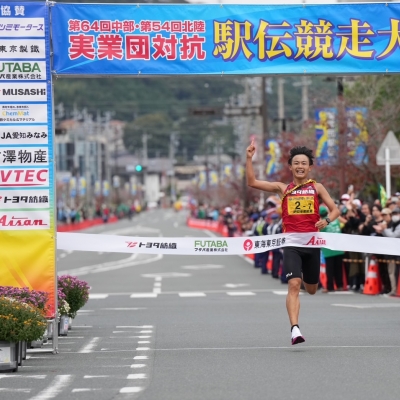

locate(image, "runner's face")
[[290, 155, 311, 179]]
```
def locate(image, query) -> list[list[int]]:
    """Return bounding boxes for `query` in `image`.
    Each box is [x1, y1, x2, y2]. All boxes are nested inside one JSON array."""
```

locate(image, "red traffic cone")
[[363, 257, 381, 295], [267, 252, 273, 273], [320, 262, 327, 290]]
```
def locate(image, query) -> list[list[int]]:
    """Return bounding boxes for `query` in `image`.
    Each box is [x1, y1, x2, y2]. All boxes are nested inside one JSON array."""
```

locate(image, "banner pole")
[[48, 0, 58, 354]]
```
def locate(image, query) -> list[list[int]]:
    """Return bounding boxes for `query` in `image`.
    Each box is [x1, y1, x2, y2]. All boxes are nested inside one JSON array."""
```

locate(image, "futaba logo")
[[305, 236, 326, 246], [194, 240, 228, 248], [0, 62, 41, 73]]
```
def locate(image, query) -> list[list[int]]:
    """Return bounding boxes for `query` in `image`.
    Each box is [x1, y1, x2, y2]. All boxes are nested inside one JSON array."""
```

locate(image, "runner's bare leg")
[[303, 282, 318, 295], [286, 278, 301, 326]]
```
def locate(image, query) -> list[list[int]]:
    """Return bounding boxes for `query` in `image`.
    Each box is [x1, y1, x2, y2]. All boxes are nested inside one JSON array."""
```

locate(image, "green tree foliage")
[[123, 113, 173, 158]]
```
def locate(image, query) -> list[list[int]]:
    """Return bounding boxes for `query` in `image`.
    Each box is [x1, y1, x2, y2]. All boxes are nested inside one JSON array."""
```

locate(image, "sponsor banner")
[[57, 232, 400, 257], [0, 210, 49, 230], [0, 146, 48, 166], [0, 39, 45, 59], [52, 3, 400, 75], [0, 61, 46, 80], [0, 125, 48, 144], [0, 104, 48, 123], [0, 230, 55, 315], [0, 18, 45, 37], [0, 1, 55, 319], [0, 168, 49, 187], [0, 82, 47, 101], [0, 189, 50, 209]]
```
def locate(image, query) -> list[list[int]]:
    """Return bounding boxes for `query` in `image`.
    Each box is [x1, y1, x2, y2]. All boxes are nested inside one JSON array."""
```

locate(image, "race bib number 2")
[[288, 196, 314, 215]]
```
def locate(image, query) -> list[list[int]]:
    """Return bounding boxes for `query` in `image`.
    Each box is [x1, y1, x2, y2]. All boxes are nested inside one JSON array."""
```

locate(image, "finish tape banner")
[[57, 232, 400, 257], [52, 3, 400, 75]]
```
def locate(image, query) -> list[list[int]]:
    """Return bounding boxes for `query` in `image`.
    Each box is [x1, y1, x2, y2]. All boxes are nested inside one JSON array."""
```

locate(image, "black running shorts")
[[283, 246, 321, 285]]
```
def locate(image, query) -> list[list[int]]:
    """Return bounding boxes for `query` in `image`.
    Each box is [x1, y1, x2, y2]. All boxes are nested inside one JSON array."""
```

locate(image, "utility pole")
[[278, 78, 286, 132], [337, 77, 346, 196], [169, 132, 177, 203], [301, 76, 310, 124]]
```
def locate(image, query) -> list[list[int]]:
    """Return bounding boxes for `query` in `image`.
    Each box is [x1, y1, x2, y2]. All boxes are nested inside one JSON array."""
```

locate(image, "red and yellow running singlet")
[[281, 181, 320, 233]]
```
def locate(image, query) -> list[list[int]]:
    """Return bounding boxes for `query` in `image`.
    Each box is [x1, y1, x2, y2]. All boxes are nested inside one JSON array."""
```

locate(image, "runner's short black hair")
[[288, 146, 314, 166]]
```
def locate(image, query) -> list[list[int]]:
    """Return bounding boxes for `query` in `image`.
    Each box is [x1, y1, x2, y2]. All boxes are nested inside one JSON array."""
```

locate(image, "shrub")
[[0, 297, 47, 342], [0, 286, 49, 313], [57, 275, 89, 318]]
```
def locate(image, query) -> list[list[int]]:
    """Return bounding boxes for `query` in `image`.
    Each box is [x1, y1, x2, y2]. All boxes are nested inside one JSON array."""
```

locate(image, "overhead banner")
[[0, 2, 56, 318], [57, 231, 400, 257], [51, 3, 400, 75]]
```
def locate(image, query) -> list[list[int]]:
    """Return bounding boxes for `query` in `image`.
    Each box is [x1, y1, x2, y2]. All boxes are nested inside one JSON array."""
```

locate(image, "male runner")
[[246, 142, 339, 345]]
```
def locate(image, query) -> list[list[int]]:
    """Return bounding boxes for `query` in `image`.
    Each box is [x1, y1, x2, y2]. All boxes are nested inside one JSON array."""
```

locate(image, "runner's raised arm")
[[246, 140, 286, 196]]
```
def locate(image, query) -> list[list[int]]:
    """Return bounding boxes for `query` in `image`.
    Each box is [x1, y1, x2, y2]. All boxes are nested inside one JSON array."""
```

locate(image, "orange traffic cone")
[[363, 257, 381, 295], [267, 252, 273, 273], [320, 262, 327, 290]]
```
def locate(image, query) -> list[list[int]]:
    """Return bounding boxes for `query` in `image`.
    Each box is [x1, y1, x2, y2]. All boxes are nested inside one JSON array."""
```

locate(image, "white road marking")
[[29, 375, 72, 400], [142, 272, 191, 278], [127, 374, 147, 379], [131, 364, 147, 368], [224, 284, 249, 288], [120, 387, 143, 393], [154, 282, 162, 287], [72, 389, 101, 393], [153, 288, 162, 294], [272, 290, 303, 296], [62, 253, 163, 277], [0, 388, 31, 393], [138, 341, 150, 344], [179, 292, 206, 297], [79, 337, 100, 353], [227, 292, 256, 296], [88, 294, 109, 299], [181, 264, 224, 270], [332, 303, 400, 309], [77, 310, 94, 313], [84, 376, 109, 379], [0, 375, 46, 379], [72, 326, 93, 328], [134, 356, 148, 360], [117, 326, 153, 328], [155, 276, 162, 282], [102, 308, 145, 311], [136, 347, 150, 351], [130, 293, 158, 298], [139, 330, 152, 333]]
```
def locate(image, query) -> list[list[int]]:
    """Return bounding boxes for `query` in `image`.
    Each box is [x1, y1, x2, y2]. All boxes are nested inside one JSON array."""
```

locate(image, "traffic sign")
[[376, 131, 400, 166]]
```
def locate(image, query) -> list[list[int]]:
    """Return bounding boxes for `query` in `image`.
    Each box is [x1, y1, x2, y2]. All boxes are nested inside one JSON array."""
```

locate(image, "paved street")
[[2, 209, 400, 400]]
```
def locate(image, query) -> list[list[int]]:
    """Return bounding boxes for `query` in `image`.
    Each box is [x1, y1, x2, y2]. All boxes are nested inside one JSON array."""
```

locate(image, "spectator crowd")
[[189, 189, 400, 296]]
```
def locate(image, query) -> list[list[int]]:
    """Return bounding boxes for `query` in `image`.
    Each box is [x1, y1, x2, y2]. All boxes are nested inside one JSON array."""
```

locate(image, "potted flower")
[[58, 290, 70, 336], [0, 286, 49, 351], [57, 275, 89, 321], [0, 297, 47, 372]]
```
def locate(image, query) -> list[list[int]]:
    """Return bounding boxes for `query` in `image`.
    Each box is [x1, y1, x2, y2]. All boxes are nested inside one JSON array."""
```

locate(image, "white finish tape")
[[57, 232, 400, 257]]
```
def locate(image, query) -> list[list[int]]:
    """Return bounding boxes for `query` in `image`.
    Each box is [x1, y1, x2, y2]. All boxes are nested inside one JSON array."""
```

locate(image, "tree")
[[123, 113, 173, 158]]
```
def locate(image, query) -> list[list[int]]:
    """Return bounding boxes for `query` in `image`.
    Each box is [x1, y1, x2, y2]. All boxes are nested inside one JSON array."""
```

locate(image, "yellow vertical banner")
[[0, 2, 56, 318]]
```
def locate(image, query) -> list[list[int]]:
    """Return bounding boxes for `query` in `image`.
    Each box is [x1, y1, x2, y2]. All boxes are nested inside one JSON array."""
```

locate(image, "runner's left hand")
[[315, 219, 328, 230]]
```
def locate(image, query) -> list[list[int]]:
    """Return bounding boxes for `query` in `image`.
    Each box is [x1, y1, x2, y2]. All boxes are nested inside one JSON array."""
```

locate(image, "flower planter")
[[0, 341, 18, 373], [45, 319, 54, 340], [21, 341, 27, 361], [30, 338, 44, 348], [58, 315, 69, 336], [17, 342, 23, 366]]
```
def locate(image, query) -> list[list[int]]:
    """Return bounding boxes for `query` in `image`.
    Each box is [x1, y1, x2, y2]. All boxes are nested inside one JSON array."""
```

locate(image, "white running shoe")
[[291, 326, 305, 345]]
